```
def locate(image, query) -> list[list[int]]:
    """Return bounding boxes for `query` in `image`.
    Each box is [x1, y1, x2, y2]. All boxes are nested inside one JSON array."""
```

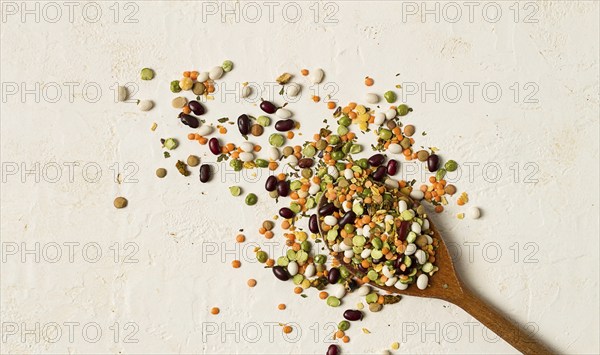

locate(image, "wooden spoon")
[[316, 195, 553, 355]]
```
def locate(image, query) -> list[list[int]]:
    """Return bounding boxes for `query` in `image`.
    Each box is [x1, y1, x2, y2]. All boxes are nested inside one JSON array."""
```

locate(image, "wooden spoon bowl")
[[316, 191, 553, 354]]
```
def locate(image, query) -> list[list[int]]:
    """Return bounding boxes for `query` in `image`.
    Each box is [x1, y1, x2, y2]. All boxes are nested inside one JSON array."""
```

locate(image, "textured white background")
[[1, 1, 599, 354]]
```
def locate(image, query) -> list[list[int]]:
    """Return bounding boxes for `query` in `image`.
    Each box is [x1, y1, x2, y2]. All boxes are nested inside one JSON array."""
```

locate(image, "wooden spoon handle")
[[454, 288, 554, 354]]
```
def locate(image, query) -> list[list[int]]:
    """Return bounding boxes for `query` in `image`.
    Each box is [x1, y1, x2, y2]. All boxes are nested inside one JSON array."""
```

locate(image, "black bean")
[[199, 164, 211, 183], [343, 309, 363, 321], [265, 176, 278, 191], [427, 154, 439, 172], [260, 100, 277, 114], [298, 158, 314, 168], [368, 154, 385, 167], [276, 180, 289, 197], [188, 100, 205, 115], [208, 138, 221, 155], [279, 207, 295, 219], [318, 203, 336, 216], [372, 258, 382, 264], [178, 113, 199, 128], [328, 267, 340, 284], [275, 119, 295, 132], [387, 159, 398, 176], [338, 211, 356, 228], [272, 266, 290, 281], [372, 166, 387, 181], [326, 344, 339, 355], [309, 214, 319, 233], [237, 114, 250, 135]]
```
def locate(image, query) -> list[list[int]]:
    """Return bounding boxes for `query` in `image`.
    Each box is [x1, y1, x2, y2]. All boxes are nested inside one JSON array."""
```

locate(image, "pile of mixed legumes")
[[122, 63, 481, 354]]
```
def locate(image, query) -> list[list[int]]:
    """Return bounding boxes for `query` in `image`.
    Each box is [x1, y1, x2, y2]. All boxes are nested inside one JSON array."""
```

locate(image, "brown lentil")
[[445, 184, 457, 195], [417, 150, 430, 162], [113, 197, 128, 209], [250, 124, 264, 136], [192, 82, 205, 95], [187, 155, 200, 167], [386, 120, 396, 130], [262, 220, 275, 231], [282, 146, 294, 157], [403, 125, 416, 137], [156, 168, 167, 178]]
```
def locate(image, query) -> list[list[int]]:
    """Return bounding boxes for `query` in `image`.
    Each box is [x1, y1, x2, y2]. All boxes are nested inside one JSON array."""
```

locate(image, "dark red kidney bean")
[[265, 176, 278, 191], [387, 159, 398, 175], [328, 268, 340, 284], [208, 138, 221, 155], [338, 211, 356, 228], [397, 220, 410, 241], [357, 264, 368, 273], [279, 207, 295, 219], [275, 119, 295, 132], [318, 203, 336, 216], [237, 114, 250, 135], [178, 113, 199, 128], [309, 214, 319, 233], [188, 100, 205, 115], [298, 158, 314, 168], [343, 309, 363, 321], [326, 344, 339, 355], [199, 164, 211, 183], [372, 166, 387, 181], [260, 100, 277, 114], [276, 180, 289, 197], [272, 266, 290, 281], [368, 154, 385, 167], [427, 154, 439, 172]]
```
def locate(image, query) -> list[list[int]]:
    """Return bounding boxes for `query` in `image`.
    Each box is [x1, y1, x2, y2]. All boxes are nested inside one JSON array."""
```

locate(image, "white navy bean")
[[340, 242, 352, 251], [384, 178, 399, 189], [344, 250, 354, 258], [410, 190, 424, 200], [197, 72, 209, 82], [309, 184, 320, 195], [388, 143, 402, 154], [362, 225, 371, 238], [117, 86, 128, 102], [304, 264, 316, 278], [398, 200, 408, 212], [287, 261, 299, 276], [374, 112, 386, 125], [365, 93, 379, 104], [209, 66, 224, 80], [197, 125, 214, 136], [276, 108, 292, 119], [241, 86, 252, 98], [361, 248, 372, 259], [240, 142, 254, 152], [138, 100, 154, 111], [327, 166, 339, 179], [422, 219, 430, 231], [239, 152, 254, 162], [285, 155, 298, 167], [268, 147, 280, 160], [417, 274, 428, 290], [468, 206, 481, 219], [385, 108, 397, 119], [404, 243, 417, 256], [344, 168, 354, 180], [382, 266, 392, 278], [411, 222, 422, 234], [357, 285, 371, 296], [385, 276, 397, 287], [426, 235, 433, 245], [395, 280, 409, 290], [330, 283, 346, 299], [332, 243, 341, 253], [286, 83, 301, 97], [415, 250, 427, 264], [310, 68, 324, 84], [324, 216, 338, 226]]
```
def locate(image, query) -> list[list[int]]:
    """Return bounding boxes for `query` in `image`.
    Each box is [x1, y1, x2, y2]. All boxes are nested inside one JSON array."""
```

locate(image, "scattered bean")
[[156, 168, 167, 178], [199, 164, 212, 183], [310, 68, 324, 84], [238, 114, 250, 135], [179, 113, 200, 128], [113, 197, 128, 209], [275, 119, 295, 132], [209, 66, 224, 80], [188, 101, 205, 115], [172, 97, 187, 108], [251, 124, 264, 136], [140, 68, 154, 80], [117, 86, 128, 101], [192, 82, 205, 95], [138, 100, 154, 111], [260, 100, 277, 114], [404, 125, 415, 137], [208, 138, 221, 155], [417, 150, 430, 162], [245, 193, 258, 206], [427, 154, 439, 172], [187, 155, 200, 167], [384, 90, 397, 103], [343, 310, 363, 321]]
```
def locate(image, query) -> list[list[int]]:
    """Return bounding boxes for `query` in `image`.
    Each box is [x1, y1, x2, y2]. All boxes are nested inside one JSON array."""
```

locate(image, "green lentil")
[[369, 303, 383, 312], [257, 116, 271, 127], [269, 133, 285, 147], [301, 168, 313, 179], [329, 135, 341, 145], [256, 251, 268, 263], [400, 137, 411, 149], [255, 159, 269, 168], [326, 296, 341, 307], [384, 91, 397, 103], [397, 104, 411, 116], [170, 80, 181, 93], [350, 144, 363, 154], [331, 151, 345, 161], [436, 168, 447, 181], [357, 158, 369, 169], [316, 139, 328, 151], [229, 186, 241, 196], [338, 321, 350, 331], [339, 116, 351, 127], [337, 125, 349, 136], [314, 254, 327, 264], [417, 150, 430, 162], [140, 68, 155, 80], [245, 193, 258, 206], [379, 129, 392, 140], [365, 293, 378, 304], [445, 160, 458, 172], [230, 159, 243, 171], [222, 60, 233, 72], [301, 240, 311, 252], [303, 145, 316, 158]]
